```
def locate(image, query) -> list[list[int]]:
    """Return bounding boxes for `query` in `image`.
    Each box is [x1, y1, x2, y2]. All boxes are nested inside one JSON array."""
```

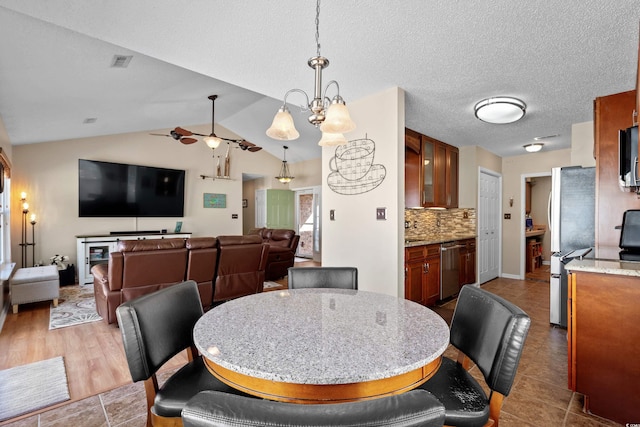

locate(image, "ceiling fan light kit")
[[474, 96, 526, 124], [523, 143, 543, 152], [266, 0, 355, 146], [276, 146, 295, 183]]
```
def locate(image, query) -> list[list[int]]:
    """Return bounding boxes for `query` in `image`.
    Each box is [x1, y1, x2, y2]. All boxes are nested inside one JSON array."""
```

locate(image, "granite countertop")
[[193, 288, 450, 385], [565, 258, 640, 277], [404, 234, 477, 247]]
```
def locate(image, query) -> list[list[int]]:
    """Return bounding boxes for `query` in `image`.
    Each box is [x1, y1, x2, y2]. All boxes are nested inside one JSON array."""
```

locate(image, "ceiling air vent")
[[110, 55, 133, 68], [83, 118, 97, 124]]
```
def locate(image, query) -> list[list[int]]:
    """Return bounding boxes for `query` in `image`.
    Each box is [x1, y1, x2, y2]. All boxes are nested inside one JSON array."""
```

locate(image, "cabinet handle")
[[424, 262, 430, 273]]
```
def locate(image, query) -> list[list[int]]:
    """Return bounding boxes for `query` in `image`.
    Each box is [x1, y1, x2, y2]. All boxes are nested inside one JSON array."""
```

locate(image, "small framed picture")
[[242, 199, 248, 208], [174, 221, 183, 233]]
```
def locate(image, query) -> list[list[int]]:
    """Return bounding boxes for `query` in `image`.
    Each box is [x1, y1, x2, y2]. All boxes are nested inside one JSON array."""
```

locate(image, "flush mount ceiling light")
[[523, 143, 543, 152], [276, 146, 295, 184], [266, 0, 355, 146], [474, 97, 526, 124]]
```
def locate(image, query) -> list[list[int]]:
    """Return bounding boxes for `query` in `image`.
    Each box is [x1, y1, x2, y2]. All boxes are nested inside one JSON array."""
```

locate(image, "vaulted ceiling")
[[0, 1, 638, 163]]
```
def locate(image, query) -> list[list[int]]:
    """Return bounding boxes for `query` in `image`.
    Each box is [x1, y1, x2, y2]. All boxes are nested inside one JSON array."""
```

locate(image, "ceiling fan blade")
[[180, 137, 198, 144], [174, 127, 194, 136], [240, 140, 256, 147], [248, 146, 262, 152], [149, 133, 171, 137]]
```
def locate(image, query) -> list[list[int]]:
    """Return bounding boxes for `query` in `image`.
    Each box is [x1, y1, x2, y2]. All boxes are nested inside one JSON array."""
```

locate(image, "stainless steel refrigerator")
[[549, 166, 595, 327]]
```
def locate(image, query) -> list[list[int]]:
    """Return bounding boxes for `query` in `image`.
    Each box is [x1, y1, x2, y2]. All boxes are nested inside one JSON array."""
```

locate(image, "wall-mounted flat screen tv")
[[79, 159, 185, 217]]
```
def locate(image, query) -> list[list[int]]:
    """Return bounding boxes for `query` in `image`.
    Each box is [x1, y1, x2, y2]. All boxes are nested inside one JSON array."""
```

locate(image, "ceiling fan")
[[151, 95, 262, 152], [149, 127, 198, 144]]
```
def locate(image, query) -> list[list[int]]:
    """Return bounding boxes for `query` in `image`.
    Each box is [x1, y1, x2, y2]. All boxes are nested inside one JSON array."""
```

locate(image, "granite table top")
[[193, 288, 450, 386]]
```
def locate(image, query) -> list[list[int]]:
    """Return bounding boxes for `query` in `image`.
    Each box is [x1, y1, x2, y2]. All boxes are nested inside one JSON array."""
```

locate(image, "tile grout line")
[[98, 393, 111, 427]]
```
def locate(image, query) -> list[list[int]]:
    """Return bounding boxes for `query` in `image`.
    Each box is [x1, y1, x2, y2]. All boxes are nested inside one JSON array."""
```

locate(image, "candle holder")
[[19, 193, 37, 267]]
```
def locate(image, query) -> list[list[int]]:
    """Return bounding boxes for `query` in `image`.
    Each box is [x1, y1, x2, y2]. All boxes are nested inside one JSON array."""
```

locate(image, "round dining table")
[[193, 288, 450, 404]]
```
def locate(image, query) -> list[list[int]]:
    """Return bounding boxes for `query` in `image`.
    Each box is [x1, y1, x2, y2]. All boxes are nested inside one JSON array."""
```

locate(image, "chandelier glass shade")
[[474, 97, 526, 124], [266, 0, 355, 146], [266, 106, 301, 141], [276, 146, 295, 184], [318, 131, 347, 146]]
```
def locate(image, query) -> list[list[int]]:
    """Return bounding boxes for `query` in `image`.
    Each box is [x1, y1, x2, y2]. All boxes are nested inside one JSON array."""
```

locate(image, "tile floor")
[[1, 275, 624, 427]]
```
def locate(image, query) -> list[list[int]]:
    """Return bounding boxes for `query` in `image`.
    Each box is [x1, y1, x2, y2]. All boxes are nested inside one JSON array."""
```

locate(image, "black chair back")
[[450, 285, 531, 396], [287, 267, 358, 290], [116, 280, 203, 381], [182, 389, 445, 427]]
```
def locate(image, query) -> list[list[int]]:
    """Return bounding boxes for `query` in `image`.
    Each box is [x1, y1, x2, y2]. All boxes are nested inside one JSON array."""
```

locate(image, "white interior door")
[[255, 189, 266, 228], [478, 169, 501, 283]]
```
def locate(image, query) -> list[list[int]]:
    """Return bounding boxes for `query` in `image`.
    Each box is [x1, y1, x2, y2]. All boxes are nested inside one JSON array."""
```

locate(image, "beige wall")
[[571, 121, 596, 168], [241, 157, 322, 234], [501, 149, 571, 277], [11, 124, 285, 268], [322, 87, 404, 297], [459, 146, 502, 208]]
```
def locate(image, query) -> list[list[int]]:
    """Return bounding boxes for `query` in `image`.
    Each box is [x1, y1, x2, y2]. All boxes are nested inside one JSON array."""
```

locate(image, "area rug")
[[0, 356, 70, 422], [49, 285, 102, 330], [264, 281, 284, 289]]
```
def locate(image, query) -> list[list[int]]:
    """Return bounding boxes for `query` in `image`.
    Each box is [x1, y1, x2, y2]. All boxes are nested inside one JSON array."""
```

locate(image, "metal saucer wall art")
[[327, 137, 386, 195]]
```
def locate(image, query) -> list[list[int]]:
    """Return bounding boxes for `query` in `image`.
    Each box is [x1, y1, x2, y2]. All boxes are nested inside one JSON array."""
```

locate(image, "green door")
[[266, 189, 295, 229]]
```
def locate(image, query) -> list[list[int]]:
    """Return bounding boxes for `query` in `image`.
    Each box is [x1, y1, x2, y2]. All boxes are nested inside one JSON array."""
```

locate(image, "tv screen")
[[79, 159, 185, 217]]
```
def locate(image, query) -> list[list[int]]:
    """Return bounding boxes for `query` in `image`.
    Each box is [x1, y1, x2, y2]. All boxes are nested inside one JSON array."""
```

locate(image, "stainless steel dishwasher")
[[440, 241, 462, 300]]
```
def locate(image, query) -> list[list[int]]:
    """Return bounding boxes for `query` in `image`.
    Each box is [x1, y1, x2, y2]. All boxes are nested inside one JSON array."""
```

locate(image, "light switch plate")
[[376, 207, 387, 220], [504, 213, 511, 219], [330, 209, 335, 220]]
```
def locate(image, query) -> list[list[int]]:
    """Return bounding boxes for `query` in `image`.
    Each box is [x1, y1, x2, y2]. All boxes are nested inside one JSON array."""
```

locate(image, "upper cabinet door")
[[404, 128, 459, 209], [422, 137, 436, 206]]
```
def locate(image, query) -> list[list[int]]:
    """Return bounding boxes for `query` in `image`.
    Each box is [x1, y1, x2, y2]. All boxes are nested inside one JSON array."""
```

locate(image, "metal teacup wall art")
[[327, 136, 386, 195]]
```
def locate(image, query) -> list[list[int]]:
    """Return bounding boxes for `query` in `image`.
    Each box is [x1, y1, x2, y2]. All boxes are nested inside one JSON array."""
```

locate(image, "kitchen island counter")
[[565, 258, 640, 277]]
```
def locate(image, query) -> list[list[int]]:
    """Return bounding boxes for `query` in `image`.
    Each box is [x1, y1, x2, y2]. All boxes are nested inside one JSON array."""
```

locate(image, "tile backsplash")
[[404, 208, 476, 239]]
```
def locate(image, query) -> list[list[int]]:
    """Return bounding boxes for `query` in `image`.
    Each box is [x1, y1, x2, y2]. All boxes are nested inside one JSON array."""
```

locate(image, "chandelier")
[[266, 0, 355, 146], [276, 146, 295, 183]]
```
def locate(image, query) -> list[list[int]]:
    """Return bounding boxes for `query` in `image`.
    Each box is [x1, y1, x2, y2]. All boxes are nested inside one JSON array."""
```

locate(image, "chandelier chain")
[[315, 0, 321, 57]]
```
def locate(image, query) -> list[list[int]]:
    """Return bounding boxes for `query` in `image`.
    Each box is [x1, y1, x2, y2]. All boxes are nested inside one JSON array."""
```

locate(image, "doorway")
[[294, 186, 321, 262], [478, 168, 501, 284], [521, 173, 552, 280]]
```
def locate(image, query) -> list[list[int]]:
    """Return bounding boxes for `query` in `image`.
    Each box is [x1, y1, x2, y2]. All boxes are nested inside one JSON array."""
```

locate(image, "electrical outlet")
[[504, 213, 511, 219], [330, 209, 335, 221], [404, 220, 410, 229], [376, 207, 387, 220], [463, 210, 469, 219]]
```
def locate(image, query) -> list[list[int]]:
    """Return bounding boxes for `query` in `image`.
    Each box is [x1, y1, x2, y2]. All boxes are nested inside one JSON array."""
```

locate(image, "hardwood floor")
[[0, 261, 623, 427]]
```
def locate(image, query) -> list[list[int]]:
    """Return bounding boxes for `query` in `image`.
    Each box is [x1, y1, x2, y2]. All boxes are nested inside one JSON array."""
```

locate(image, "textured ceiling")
[[0, 1, 638, 163]]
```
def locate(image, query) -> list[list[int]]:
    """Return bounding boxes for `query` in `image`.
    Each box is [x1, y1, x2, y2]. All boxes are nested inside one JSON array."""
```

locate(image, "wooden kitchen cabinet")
[[404, 244, 440, 306], [567, 270, 640, 424], [404, 128, 459, 208], [593, 90, 637, 258], [459, 238, 476, 286]]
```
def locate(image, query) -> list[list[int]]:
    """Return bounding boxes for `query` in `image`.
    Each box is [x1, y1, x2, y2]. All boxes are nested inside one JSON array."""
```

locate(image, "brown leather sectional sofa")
[[249, 228, 300, 280], [92, 236, 268, 324]]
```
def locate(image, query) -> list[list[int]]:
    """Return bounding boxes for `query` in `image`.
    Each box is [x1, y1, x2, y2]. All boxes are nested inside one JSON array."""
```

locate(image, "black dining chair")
[[287, 266, 358, 290], [116, 280, 249, 427], [182, 389, 446, 427], [419, 285, 531, 427]]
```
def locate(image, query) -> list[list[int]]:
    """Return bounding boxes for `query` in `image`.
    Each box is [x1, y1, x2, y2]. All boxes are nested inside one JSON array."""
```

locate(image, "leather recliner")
[[214, 235, 269, 302], [249, 228, 300, 280], [93, 238, 188, 324]]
